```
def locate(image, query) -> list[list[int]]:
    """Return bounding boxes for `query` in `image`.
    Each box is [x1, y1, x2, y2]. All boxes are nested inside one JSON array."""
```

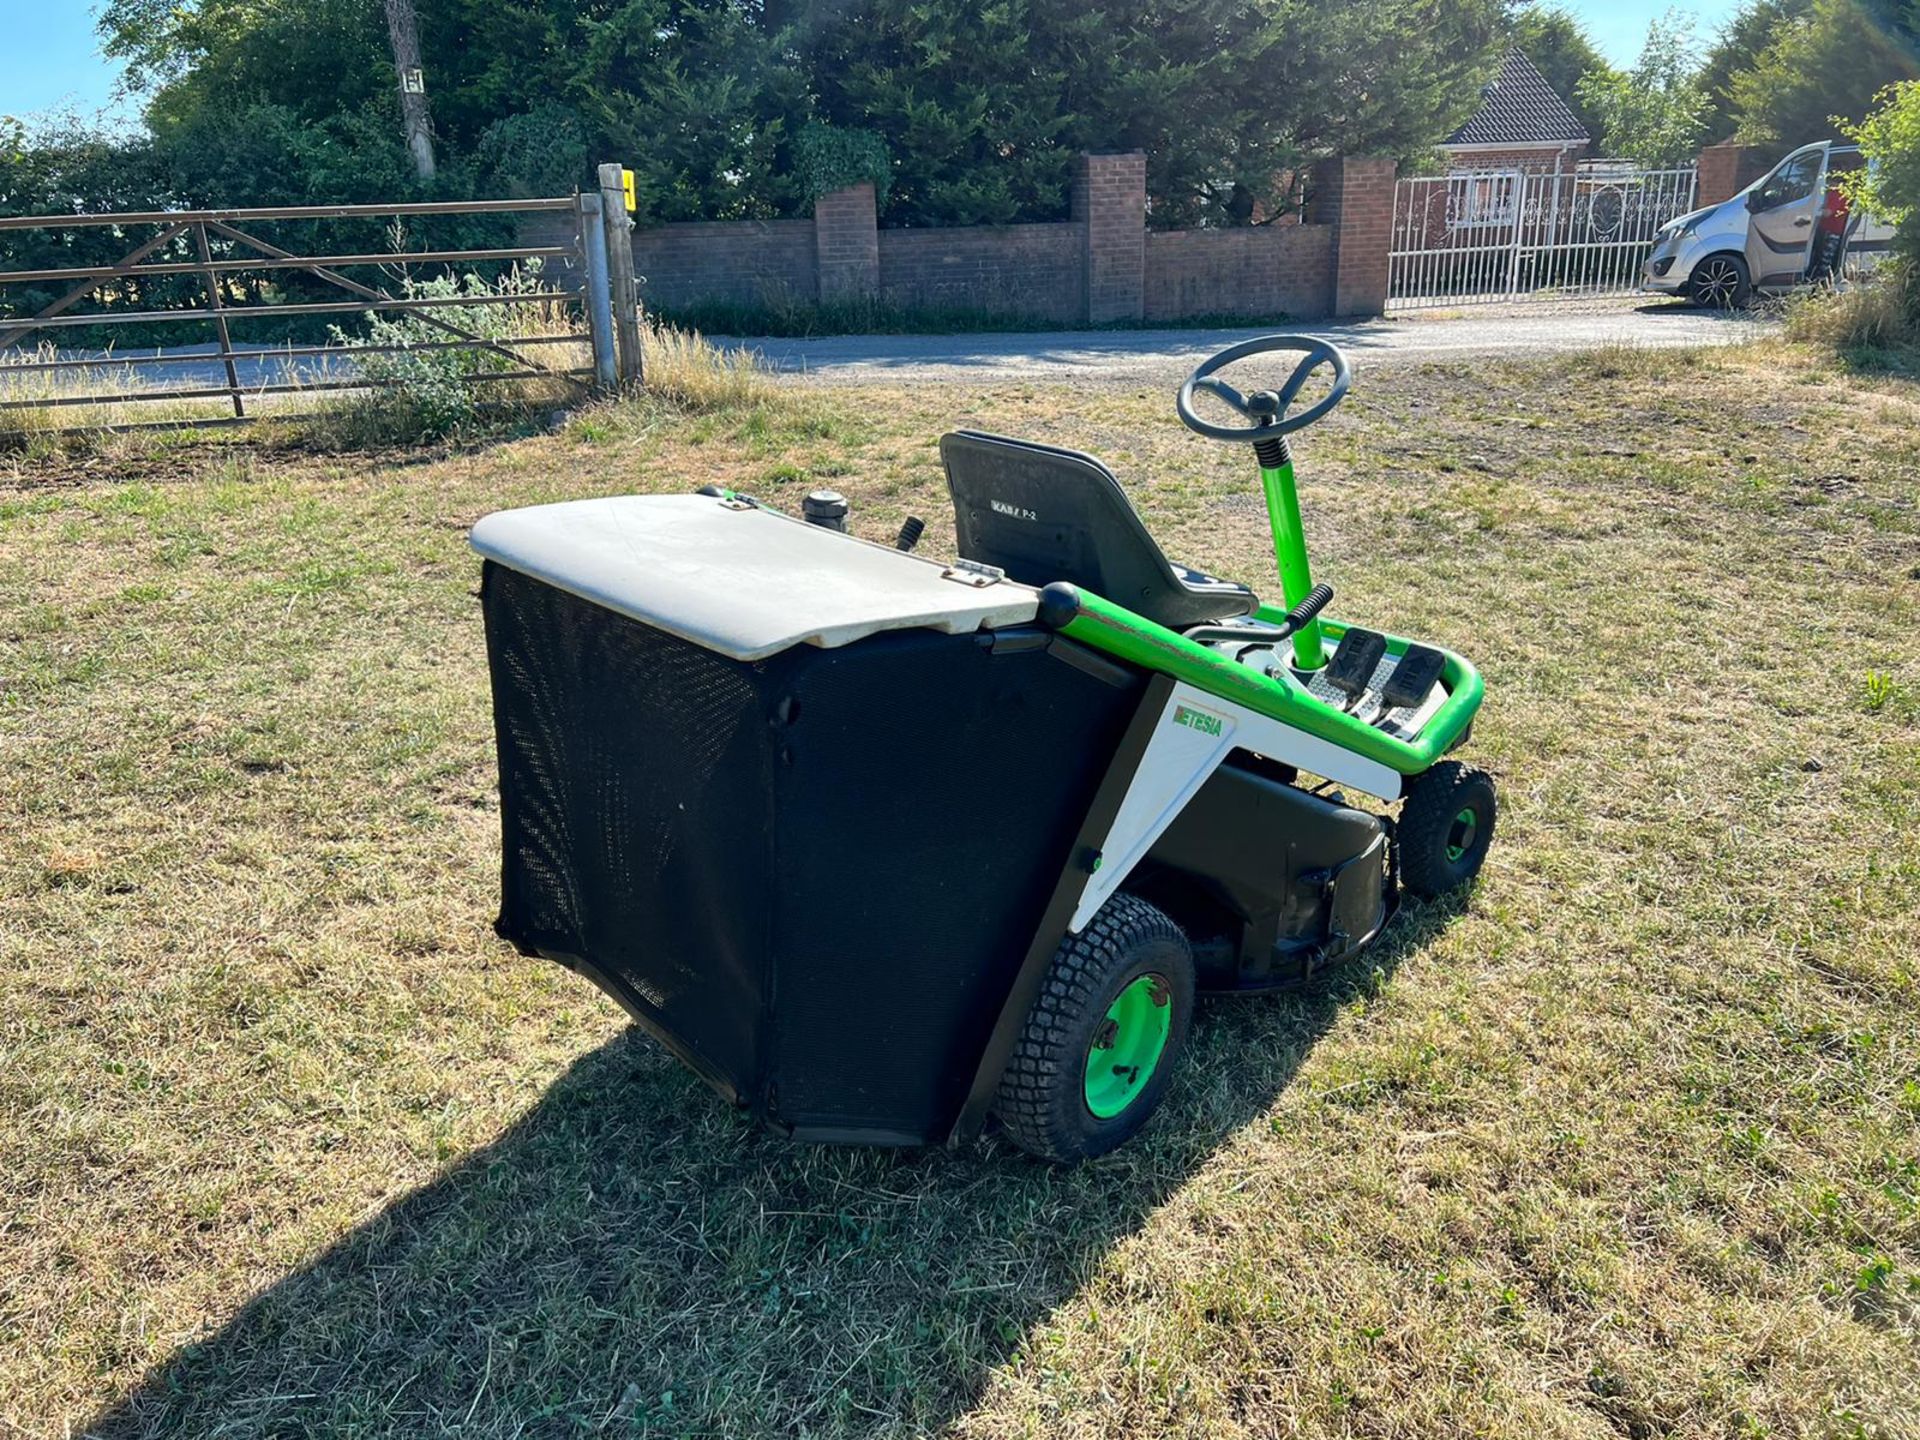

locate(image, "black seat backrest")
[[940, 430, 1256, 630]]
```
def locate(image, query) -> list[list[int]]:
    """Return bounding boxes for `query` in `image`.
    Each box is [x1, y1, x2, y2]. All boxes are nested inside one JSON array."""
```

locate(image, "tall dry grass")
[[635, 313, 779, 411], [1784, 260, 1917, 358], [0, 343, 241, 440]]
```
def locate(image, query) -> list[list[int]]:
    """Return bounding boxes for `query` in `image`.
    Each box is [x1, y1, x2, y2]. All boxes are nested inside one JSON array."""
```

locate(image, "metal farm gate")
[[1388, 163, 1697, 310], [0, 165, 646, 431]]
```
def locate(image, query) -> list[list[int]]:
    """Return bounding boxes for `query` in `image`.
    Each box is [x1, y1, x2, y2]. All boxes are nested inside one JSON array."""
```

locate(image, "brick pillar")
[[1311, 156, 1396, 319], [814, 182, 879, 303], [1695, 142, 1774, 207], [1072, 152, 1146, 324]]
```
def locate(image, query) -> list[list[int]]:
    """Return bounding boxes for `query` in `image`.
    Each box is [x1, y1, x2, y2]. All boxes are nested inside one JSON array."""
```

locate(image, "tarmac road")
[[722, 301, 1773, 385], [67, 299, 1771, 394]]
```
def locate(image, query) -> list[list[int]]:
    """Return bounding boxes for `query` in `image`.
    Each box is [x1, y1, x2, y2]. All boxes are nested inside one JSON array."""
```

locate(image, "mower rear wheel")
[[1398, 760, 1497, 899], [995, 892, 1195, 1163]]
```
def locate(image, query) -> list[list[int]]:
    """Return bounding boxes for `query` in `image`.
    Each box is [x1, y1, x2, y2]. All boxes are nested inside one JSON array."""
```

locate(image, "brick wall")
[[814, 182, 880, 302], [1697, 142, 1774, 207], [631, 219, 817, 309], [550, 150, 1399, 325], [877, 224, 1084, 321], [1073, 152, 1147, 323], [1312, 156, 1396, 317], [1143, 225, 1334, 321], [1438, 143, 1588, 175]]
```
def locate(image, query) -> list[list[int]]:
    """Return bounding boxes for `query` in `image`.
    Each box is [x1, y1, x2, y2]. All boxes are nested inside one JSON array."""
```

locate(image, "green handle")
[[1058, 591, 1483, 777]]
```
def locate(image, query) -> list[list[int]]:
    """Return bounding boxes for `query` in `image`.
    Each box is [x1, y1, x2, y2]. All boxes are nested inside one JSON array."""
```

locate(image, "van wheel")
[[1690, 254, 1750, 309]]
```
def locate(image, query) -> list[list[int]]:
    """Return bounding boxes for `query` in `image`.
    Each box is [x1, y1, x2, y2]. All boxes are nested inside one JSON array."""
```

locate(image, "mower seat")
[[940, 431, 1257, 631]]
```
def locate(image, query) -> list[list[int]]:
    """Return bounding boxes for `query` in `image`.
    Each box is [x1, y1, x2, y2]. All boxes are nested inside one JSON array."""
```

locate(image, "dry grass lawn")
[[2, 340, 1917, 1438]]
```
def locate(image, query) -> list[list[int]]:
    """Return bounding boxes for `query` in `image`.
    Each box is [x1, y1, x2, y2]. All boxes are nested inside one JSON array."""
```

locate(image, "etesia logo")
[[1172, 704, 1223, 736], [990, 499, 1039, 521]]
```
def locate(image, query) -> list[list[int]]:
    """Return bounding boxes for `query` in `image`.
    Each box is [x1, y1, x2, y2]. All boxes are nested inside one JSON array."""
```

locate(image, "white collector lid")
[[470, 493, 1040, 662]]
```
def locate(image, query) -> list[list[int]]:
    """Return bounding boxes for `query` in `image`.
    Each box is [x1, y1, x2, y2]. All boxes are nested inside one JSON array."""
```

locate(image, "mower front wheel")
[[1398, 760, 1497, 899], [995, 893, 1195, 1163]]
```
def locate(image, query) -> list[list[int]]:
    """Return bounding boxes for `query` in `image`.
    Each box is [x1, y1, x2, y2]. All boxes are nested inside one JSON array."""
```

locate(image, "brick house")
[[1440, 49, 1591, 178], [1420, 48, 1592, 245]]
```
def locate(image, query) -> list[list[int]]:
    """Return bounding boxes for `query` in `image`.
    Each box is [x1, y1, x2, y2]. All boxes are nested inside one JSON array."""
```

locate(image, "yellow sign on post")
[[621, 169, 637, 213]]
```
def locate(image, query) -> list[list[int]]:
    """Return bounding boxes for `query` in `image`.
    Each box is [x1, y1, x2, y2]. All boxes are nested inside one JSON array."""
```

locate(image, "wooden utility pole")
[[381, 0, 436, 181]]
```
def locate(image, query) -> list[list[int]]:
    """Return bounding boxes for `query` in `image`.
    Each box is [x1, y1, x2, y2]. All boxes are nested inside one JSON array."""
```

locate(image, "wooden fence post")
[[597, 163, 644, 387], [576, 191, 619, 391]]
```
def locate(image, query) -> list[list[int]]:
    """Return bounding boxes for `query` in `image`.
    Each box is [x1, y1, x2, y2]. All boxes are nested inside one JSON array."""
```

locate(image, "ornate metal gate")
[[1388, 163, 1698, 310]]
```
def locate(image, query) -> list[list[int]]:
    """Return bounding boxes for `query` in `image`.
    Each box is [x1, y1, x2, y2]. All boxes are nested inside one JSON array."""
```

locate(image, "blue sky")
[[1, 0, 1745, 127], [1579, 0, 1744, 66], [1, 3, 139, 126]]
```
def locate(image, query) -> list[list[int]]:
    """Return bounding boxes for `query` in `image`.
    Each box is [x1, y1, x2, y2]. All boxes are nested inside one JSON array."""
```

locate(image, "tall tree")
[[1696, 0, 1814, 143], [1574, 13, 1709, 164], [1729, 0, 1920, 143], [94, 0, 1512, 226], [381, 0, 437, 180], [796, 0, 1504, 228]]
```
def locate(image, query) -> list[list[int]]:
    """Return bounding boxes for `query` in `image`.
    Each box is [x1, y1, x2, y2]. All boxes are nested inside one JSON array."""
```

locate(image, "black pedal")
[[1322, 627, 1387, 704], [1380, 643, 1445, 711]]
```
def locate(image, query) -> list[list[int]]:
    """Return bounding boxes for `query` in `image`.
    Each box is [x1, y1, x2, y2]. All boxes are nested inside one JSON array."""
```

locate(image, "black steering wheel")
[[1176, 334, 1351, 442]]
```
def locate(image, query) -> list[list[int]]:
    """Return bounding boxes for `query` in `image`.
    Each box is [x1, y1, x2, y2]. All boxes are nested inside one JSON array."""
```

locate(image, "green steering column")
[[1257, 447, 1324, 670]]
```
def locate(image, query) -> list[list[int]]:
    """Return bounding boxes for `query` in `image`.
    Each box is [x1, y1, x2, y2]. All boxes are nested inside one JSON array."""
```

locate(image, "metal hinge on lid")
[[942, 558, 1006, 588]]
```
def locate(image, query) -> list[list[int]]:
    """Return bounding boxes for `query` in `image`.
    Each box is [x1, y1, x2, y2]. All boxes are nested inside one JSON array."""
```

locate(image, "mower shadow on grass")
[[84, 900, 1463, 1438]]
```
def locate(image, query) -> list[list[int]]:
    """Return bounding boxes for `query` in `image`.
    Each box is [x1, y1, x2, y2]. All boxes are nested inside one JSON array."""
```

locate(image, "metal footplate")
[[1306, 634, 1449, 742]]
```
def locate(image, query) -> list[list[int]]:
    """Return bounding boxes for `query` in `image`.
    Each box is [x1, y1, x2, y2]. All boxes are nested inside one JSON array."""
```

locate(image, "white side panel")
[[1068, 683, 1404, 933], [1071, 691, 1243, 930]]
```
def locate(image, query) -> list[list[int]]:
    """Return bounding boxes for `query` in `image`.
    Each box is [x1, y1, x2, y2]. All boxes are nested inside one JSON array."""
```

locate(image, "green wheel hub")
[[1445, 806, 1479, 863], [1084, 973, 1172, 1119]]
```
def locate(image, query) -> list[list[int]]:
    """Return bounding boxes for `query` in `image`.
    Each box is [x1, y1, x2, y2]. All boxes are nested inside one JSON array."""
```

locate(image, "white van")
[[1642, 141, 1895, 306]]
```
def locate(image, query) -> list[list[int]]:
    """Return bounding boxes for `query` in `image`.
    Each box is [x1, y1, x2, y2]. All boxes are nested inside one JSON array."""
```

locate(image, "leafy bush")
[[1728, 0, 1918, 146], [155, 101, 419, 212], [1844, 80, 1920, 267], [474, 105, 591, 199], [324, 266, 572, 443]]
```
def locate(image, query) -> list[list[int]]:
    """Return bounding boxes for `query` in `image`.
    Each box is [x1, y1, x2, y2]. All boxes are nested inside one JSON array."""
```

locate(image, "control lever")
[[1182, 583, 1333, 648], [895, 516, 926, 552], [1322, 628, 1387, 710], [1276, 582, 1334, 639]]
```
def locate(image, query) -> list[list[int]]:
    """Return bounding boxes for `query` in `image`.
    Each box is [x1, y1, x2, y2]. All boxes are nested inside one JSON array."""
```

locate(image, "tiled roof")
[[1443, 48, 1589, 147]]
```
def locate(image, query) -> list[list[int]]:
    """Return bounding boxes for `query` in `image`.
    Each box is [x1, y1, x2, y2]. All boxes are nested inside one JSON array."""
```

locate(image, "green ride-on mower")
[[471, 335, 1494, 1162]]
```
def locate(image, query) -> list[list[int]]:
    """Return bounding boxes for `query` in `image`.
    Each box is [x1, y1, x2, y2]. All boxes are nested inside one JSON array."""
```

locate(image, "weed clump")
[[1784, 262, 1919, 367], [317, 266, 580, 445]]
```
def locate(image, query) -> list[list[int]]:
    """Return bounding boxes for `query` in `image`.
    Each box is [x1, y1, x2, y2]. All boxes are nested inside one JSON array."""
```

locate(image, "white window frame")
[[1446, 171, 1521, 231]]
